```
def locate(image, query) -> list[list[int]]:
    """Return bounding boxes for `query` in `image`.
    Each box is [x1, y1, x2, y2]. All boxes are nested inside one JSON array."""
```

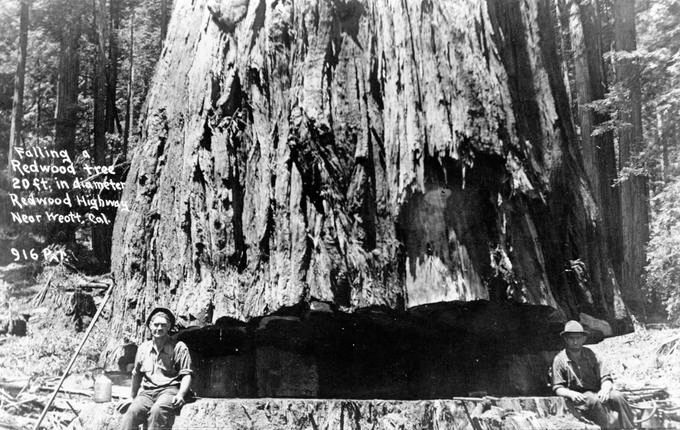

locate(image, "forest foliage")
[[0, 0, 163, 146], [0, 0, 166, 269], [632, 0, 680, 320], [0, 0, 679, 321], [574, 0, 680, 320]]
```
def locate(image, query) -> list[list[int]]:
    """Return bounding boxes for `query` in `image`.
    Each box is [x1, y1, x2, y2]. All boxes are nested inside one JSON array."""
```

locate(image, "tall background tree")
[[106, 0, 121, 135], [640, 0, 680, 321], [8, 0, 29, 174], [49, 0, 82, 245], [1, 0, 29, 229], [613, 0, 649, 317]]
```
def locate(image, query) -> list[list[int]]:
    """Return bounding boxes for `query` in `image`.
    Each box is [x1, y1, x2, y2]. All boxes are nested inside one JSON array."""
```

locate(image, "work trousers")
[[119, 386, 179, 430], [575, 390, 635, 429]]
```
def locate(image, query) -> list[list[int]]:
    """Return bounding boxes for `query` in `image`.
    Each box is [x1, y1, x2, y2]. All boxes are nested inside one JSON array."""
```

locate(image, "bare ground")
[[1, 262, 109, 429], [591, 326, 680, 394]]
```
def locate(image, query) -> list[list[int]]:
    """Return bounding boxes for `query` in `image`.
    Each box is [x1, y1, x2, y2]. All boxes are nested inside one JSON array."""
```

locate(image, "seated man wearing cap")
[[551, 320, 634, 429], [119, 307, 192, 430]]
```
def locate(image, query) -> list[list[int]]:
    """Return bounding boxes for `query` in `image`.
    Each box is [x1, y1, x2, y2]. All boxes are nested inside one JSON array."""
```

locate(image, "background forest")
[[0, 0, 678, 322], [0, 0, 168, 267]]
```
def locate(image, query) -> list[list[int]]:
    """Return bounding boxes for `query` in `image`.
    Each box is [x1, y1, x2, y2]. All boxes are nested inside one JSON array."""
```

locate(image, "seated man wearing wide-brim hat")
[[551, 320, 634, 429], [119, 307, 192, 430]]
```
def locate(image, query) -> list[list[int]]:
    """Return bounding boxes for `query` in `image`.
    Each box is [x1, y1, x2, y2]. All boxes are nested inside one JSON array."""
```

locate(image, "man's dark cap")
[[146, 307, 176, 328], [560, 320, 586, 337]]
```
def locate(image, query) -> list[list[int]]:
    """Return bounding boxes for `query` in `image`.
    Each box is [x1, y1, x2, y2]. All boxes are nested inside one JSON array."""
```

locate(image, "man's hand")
[[597, 388, 611, 402], [598, 379, 613, 402], [171, 393, 186, 409], [570, 391, 586, 404]]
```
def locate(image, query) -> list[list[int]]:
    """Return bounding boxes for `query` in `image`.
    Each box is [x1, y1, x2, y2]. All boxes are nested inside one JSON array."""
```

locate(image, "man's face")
[[563, 333, 586, 351], [149, 314, 170, 339]]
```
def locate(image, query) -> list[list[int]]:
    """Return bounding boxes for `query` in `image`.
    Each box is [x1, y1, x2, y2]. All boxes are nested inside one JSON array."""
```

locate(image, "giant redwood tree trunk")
[[109, 0, 632, 377]]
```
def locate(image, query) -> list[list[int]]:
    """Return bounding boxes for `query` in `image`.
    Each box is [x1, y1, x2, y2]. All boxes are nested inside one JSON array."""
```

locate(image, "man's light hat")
[[560, 320, 586, 336]]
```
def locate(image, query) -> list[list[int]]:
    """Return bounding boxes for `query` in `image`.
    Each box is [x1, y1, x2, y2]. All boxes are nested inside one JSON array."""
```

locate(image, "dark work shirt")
[[133, 338, 192, 390], [551, 347, 612, 393]]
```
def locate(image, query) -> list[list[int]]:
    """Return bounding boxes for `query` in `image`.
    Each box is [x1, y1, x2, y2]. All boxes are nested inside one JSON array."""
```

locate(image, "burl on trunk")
[[108, 0, 631, 397]]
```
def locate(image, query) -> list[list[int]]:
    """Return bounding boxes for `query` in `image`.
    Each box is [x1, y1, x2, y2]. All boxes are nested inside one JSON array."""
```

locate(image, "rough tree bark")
[[106, 0, 121, 134], [614, 0, 648, 317], [109, 0, 631, 354], [160, 0, 169, 48], [92, 0, 113, 267], [93, 0, 108, 159], [51, 6, 81, 244], [659, 113, 667, 184], [123, 10, 134, 153], [8, 0, 29, 173]]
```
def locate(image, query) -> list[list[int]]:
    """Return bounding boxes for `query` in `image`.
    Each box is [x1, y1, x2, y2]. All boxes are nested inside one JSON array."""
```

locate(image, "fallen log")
[[5, 394, 75, 414], [623, 387, 669, 403], [38, 385, 127, 399], [0, 379, 31, 393], [7, 395, 43, 409], [63, 285, 109, 292]]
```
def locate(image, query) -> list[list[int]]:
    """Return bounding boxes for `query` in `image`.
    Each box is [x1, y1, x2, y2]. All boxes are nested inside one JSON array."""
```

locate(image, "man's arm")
[[173, 374, 192, 403], [171, 341, 193, 408], [117, 364, 142, 413], [130, 371, 142, 398], [555, 386, 586, 403], [129, 344, 144, 398], [595, 349, 613, 402], [171, 374, 192, 408], [552, 353, 586, 404]]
